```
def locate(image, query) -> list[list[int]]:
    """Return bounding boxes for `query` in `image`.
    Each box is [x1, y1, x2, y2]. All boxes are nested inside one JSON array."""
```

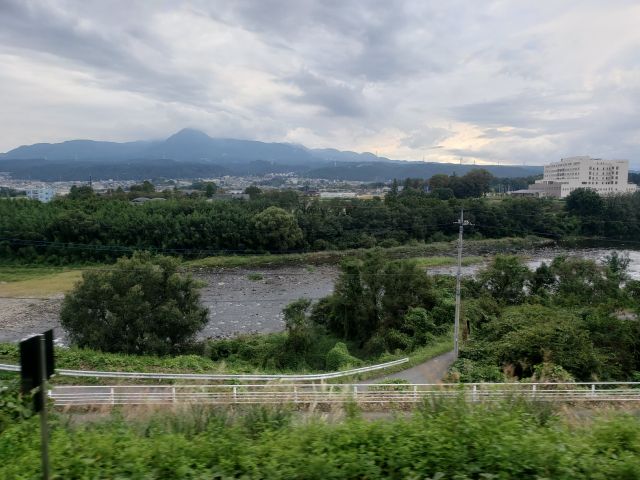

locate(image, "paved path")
[[360, 350, 455, 384]]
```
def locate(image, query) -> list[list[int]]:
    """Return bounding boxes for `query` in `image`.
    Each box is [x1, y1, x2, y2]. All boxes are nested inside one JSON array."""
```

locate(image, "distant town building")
[[26, 187, 56, 203], [511, 157, 638, 198], [208, 193, 250, 201], [319, 191, 357, 199], [130, 197, 166, 205]]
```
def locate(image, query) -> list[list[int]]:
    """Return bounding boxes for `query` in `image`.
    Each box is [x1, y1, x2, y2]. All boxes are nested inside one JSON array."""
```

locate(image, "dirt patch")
[[0, 296, 64, 343], [195, 265, 338, 338]]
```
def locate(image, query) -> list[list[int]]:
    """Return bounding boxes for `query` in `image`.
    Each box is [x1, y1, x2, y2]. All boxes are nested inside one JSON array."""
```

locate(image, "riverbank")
[[186, 236, 553, 269]]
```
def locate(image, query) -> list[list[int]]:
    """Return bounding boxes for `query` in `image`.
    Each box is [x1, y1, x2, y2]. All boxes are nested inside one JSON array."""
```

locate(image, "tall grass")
[[2, 400, 640, 478]]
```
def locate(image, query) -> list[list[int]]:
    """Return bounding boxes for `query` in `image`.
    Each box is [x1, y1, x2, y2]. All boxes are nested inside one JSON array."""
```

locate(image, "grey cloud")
[[1, 0, 640, 165], [479, 128, 543, 139], [209, 0, 450, 81], [400, 127, 451, 149], [0, 0, 215, 107], [284, 70, 366, 117]]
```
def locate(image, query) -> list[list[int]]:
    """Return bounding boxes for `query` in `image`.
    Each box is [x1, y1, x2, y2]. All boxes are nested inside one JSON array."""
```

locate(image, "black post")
[[39, 335, 50, 480]]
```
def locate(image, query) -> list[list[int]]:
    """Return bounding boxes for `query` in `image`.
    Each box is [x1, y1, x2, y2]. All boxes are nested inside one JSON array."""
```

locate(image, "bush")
[[451, 358, 505, 382], [401, 307, 438, 346], [60, 252, 208, 355], [531, 362, 575, 383], [384, 329, 413, 352], [325, 342, 360, 370], [0, 379, 33, 433]]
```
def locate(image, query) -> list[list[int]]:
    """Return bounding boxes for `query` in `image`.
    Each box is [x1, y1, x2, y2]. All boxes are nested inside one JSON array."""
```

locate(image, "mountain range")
[[0, 128, 542, 181]]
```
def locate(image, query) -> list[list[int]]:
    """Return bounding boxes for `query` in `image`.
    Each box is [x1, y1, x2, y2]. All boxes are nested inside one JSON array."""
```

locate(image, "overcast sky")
[[1, 0, 639, 166]]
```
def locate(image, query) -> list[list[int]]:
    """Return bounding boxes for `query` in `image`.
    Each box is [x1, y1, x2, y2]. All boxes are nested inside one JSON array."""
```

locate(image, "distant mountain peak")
[[165, 128, 211, 142]]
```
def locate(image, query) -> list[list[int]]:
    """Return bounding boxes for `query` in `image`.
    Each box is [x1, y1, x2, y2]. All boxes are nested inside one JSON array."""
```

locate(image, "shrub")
[[451, 359, 505, 383], [60, 252, 208, 355], [384, 329, 413, 352], [325, 342, 360, 370], [0, 379, 33, 433]]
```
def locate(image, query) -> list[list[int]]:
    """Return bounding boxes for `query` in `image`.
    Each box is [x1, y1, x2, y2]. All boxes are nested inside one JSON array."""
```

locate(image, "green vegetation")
[[0, 265, 69, 282], [246, 272, 264, 281], [452, 252, 640, 382], [413, 255, 484, 268], [0, 330, 452, 382], [3, 400, 640, 478], [61, 253, 208, 355], [187, 237, 542, 269], [2, 181, 638, 264], [0, 342, 227, 374]]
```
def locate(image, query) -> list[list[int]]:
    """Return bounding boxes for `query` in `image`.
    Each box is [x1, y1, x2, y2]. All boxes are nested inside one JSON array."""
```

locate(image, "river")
[[428, 246, 640, 280]]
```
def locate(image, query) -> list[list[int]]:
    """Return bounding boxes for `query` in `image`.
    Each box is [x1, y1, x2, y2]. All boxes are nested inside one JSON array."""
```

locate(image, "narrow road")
[[360, 350, 455, 384]]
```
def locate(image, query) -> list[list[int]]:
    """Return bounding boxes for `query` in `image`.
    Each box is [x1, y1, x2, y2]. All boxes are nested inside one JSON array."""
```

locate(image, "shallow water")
[[428, 247, 640, 280]]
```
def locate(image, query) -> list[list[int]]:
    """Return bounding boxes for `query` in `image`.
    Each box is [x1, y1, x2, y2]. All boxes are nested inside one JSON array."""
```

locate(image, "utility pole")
[[453, 208, 471, 359]]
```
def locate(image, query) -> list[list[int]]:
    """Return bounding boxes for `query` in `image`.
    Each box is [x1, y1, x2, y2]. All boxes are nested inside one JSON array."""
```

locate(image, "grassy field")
[[0, 267, 82, 297], [413, 255, 484, 268]]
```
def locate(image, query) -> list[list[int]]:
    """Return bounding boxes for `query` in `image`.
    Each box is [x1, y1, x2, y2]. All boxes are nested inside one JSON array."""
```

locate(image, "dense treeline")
[[454, 253, 640, 382], [1, 186, 639, 262]]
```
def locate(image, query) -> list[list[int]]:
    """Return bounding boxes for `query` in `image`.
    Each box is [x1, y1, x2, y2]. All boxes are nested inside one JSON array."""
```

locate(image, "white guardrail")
[[0, 357, 408, 381], [49, 382, 640, 407]]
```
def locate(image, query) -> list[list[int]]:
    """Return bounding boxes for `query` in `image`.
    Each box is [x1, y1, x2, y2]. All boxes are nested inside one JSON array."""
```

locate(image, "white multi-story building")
[[515, 156, 638, 199], [26, 187, 56, 203]]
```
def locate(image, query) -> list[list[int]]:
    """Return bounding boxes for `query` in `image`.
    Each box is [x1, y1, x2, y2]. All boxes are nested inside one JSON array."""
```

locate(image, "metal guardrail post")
[[532, 384, 536, 398], [232, 386, 237, 403], [472, 384, 478, 402], [591, 384, 596, 397], [413, 385, 418, 402], [110, 387, 115, 406], [353, 385, 358, 400], [172, 387, 176, 404]]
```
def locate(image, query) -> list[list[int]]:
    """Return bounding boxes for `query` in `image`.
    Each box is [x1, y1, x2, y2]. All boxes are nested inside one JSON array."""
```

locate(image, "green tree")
[[67, 185, 95, 200], [244, 185, 262, 199], [428, 174, 450, 190], [549, 256, 616, 306], [60, 252, 208, 355], [530, 262, 555, 297], [487, 305, 600, 380], [319, 252, 436, 348], [477, 255, 530, 305], [205, 183, 217, 197], [283, 299, 312, 354], [461, 169, 494, 197], [130, 181, 155, 194], [565, 188, 604, 216], [252, 206, 303, 251]]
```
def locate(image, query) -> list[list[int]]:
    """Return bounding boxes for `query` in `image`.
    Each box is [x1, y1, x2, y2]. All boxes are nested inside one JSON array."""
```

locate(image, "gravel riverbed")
[[0, 266, 338, 344]]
